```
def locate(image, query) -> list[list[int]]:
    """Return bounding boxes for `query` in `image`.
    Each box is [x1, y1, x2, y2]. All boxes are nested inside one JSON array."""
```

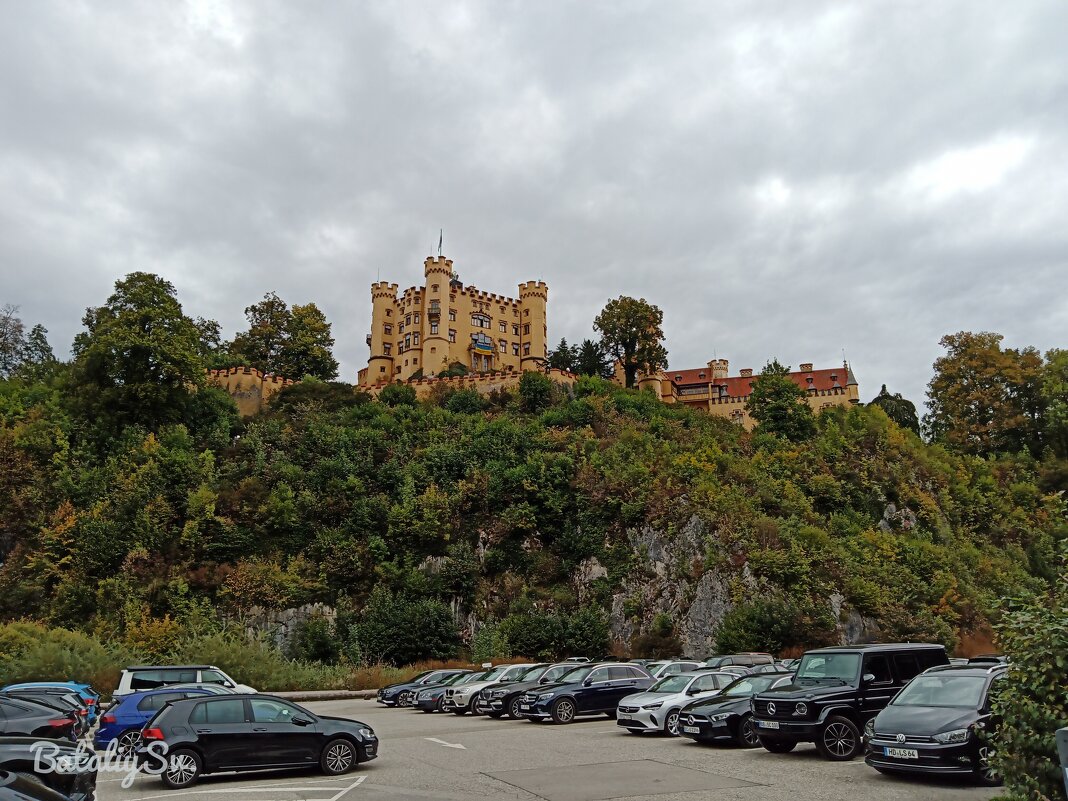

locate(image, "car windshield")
[[478, 666, 509, 681], [558, 666, 593, 683], [645, 662, 666, 673], [420, 671, 452, 684], [518, 665, 547, 681], [795, 653, 860, 682], [650, 675, 692, 693], [892, 675, 987, 708], [703, 657, 725, 667], [723, 675, 779, 696], [499, 665, 531, 681], [441, 673, 470, 686], [540, 665, 574, 682]]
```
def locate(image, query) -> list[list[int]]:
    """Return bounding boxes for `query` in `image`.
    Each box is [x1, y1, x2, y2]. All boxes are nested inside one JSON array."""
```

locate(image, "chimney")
[[739, 368, 753, 378], [799, 362, 813, 372], [709, 358, 729, 380]]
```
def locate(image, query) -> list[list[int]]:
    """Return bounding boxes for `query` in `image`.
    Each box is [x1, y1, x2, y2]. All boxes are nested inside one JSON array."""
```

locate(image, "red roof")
[[668, 365, 853, 398]]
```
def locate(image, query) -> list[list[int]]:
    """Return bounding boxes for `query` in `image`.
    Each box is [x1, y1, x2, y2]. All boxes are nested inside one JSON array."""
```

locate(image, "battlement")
[[206, 366, 296, 386], [424, 256, 454, 277], [371, 281, 399, 299], [367, 367, 576, 399], [459, 285, 521, 305], [518, 280, 548, 300]]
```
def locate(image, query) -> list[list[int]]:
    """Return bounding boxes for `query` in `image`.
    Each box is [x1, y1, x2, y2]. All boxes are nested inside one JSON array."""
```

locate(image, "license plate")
[[884, 747, 918, 759], [758, 720, 780, 729], [618, 713, 630, 720], [682, 726, 700, 734], [520, 704, 530, 710]]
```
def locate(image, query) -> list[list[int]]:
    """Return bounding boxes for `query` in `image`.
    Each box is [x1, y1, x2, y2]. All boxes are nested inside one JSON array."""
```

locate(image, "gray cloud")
[[1, 0, 1066, 410]]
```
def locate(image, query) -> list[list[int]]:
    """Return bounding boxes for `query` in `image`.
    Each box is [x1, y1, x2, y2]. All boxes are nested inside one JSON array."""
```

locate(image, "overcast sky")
[[2, 1, 1066, 408]]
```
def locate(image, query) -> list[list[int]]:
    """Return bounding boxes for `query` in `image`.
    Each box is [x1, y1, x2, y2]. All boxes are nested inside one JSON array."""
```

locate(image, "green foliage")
[[498, 606, 609, 659], [445, 388, 485, 414], [471, 621, 511, 662], [378, 382, 417, 407], [547, 338, 577, 372], [747, 360, 816, 442], [714, 599, 835, 655], [593, 296, 668, 387], [285, 616, 340, 664], [230, 292, 339, 380], [867, 384, 920, 434], [437, 362, 469, 378], [988, 543, 1068, 801], [575, 339, 614, 379], [347, 586, 459, 665], [519, 371, 553, 412], [631, 612, 683, 658]]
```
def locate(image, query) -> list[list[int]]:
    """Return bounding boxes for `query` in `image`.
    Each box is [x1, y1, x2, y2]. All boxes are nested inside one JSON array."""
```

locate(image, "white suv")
[[113, 665, 256, 698]]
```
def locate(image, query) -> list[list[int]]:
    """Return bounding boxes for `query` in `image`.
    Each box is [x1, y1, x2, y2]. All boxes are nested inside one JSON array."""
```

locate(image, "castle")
[[358, 255, 549, 388], [630, 359, 860, 428]]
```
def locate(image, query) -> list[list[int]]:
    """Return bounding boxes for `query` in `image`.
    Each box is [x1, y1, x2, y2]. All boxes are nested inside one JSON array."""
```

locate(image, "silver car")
[[617, 671, 737, 736], [443, 663, 537, 715], [650, 660, 703, 678]]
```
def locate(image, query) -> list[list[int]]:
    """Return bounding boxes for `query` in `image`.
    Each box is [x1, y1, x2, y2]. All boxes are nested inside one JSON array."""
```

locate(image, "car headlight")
[[709, 712, 732, 722], [358, 728, 375, 739], [864, 718, 875, 738], [933, 728, 970, 744], [537, 692, 555, 701], [641, 702, 663, 710], [490, 689, 507, 698], [794, 702, 808, 717], [417, 691, 430, 700]]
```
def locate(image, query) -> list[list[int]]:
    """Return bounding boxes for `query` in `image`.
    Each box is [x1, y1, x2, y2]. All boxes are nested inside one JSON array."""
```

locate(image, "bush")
[[348, 586, 459, 665], [988, 543, 1068, 800], [285, 616, 340, 664], [714, 599, 834, 655], [471, 621, 511, 662], [445, 388, 485, 414], [378, 383, 417, 407], [631, 613, 683, 658], [519, 371, 553, 413]]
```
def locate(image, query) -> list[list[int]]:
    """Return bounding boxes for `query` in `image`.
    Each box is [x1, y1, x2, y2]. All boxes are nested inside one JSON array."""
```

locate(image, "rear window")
[[137, 692, 184, 712], [130, 669, 197, 690], [189, 699, 246, 724]]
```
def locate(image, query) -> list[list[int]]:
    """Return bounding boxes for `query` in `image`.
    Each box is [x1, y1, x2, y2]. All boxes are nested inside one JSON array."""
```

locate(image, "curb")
[[270, 690, 378, 702]]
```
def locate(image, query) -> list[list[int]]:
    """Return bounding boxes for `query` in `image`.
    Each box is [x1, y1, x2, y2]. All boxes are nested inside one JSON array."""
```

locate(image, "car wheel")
[[550, 698, 576, 724], [664, 709, 681, 737], [815, 716, 862, 761], [321, 738, 357, 776], [397, 692, 412, 707], [759, 736, 797, 753], [116, 729, 141, 756], [487, 711, 503, 718], [733, 714, 760, 748], [470, 703, 483, 717], [975, 745, 1002, 786], [161, 749, 202, 789], [508, 698, 524, 719]]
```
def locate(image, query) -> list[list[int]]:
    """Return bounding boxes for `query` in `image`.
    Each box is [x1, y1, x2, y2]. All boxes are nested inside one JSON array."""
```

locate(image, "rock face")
[[239, 603, 336, 651]]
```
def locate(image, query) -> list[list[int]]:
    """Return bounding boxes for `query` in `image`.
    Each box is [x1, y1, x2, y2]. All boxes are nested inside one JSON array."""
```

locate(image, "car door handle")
[[253, 727, 267, 732], [195, 729, 212, 734]]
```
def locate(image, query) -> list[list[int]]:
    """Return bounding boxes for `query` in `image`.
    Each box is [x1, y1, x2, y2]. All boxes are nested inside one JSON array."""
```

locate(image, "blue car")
[[95, 687, 217, 754], [2, 682, 100, 724]]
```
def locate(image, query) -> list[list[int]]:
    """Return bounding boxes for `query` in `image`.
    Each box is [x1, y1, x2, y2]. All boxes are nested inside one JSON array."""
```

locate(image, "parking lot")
[[97, 698, 998, 801]]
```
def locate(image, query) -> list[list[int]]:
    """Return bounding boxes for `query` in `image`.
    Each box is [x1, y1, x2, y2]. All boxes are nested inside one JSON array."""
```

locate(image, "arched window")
[[471, 313, 491, 329]]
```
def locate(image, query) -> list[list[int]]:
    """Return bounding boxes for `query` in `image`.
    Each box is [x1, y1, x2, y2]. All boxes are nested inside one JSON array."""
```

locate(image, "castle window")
[[413, 357, 418, 365], [430, 347, 436, 353], [430, 322, 439, 334], [499, 321, 506, 332], [523, 343, 531, 356], [385, 309, 392, 317], [383, 344, 392, 355], [448, 309, 456, 321], [499, 339, 507, 352], [698, 372, 705, 379], [405, 315, 411, 326], [380, 366, 386, 373], [524, 308, 530, 316], [405, 334, 411, 348], [384, 324, 392, 335], [398, 323, 404, 333], [448, 329, 456, 343], [413, 333, 420, 345], [450, 294, 456, 302], [512, 324, 519, 336], [414, 313, 420, 324], [471, 313, 491, 328], [432, 284, 439, 292], [512, 343, 520, 356], [404, 359, 409, 367], [523, 323, 530, 335]]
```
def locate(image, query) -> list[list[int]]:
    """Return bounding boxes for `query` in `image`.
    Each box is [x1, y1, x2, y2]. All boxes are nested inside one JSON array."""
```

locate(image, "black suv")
[[516, 663, 654, 723], [865, 663, 1007, 785], [751, 643, 949, 760], [474, 663, 576, 718], [135, 695, 377, 788], [679, 672, 794, 747]]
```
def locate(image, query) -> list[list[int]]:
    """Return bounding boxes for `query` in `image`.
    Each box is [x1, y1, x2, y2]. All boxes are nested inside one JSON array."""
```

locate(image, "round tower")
[[518, 280, 548, 371], [422, 256, 453, 377], [366, 281, 399, 386]]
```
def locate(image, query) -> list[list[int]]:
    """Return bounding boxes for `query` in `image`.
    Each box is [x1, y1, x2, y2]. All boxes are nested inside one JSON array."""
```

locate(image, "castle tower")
[[366, 281, 399, 387], [518, 280, 548, 370], [422, 256, 453, 377]]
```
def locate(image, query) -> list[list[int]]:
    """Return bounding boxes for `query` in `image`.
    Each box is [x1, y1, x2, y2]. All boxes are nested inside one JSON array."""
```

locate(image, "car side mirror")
[[292, 717, 313, 726], [582, 678, 593, 687], [862, 673, 876, 684], [223, 681, 235, 688]]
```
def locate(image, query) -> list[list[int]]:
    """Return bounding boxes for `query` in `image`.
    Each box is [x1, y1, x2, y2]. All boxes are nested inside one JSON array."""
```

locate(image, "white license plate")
[[884, 747, 918, 759], [520, 704, 531, 710], [758, 720, 780, 729], [618, 713, 630, 720], [682, 726, 700, 734]]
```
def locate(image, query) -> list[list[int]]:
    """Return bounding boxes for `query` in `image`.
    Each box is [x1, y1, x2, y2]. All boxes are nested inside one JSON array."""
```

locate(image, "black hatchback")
[[135, 695, 377, 788], [865, 663, 1006, 786]]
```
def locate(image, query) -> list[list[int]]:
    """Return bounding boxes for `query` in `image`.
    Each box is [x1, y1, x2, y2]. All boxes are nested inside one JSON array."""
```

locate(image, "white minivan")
[[113, 664, 256, 698]]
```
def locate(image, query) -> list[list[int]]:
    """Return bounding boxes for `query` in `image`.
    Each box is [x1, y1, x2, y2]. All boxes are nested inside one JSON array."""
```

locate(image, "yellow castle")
[[359, 255, 549, 388]]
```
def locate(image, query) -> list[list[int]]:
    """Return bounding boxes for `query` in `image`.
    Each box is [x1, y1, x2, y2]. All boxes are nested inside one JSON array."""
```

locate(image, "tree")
[[868, 384, 920, 434], [574, 339, 613, 379], [230, 293, 338, 380], [747, 360, 816, 442], [0, 304, 25, 378], [519, 371, 553, 413], [348, 586, 458, 665], [71, 272, 205, 431], [1041, 348, 1068, 459], [378, 383, 417, 407], [547, 338, 577, 372], [924, 331, 1045, 456], [593, 297, 668, 388]]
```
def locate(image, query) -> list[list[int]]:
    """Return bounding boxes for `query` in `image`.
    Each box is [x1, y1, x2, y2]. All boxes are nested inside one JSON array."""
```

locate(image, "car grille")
[[683, 713, 707, 724], [874, 732, 937, 744], [519, 694, 537, 704], [444, 689, 455, 698], [753, 700, 805, 718], [618, 706, 640, 714]]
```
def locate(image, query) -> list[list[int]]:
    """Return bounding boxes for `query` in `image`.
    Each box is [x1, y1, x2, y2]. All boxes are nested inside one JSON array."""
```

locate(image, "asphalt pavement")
[[97, 698, 999, 801]]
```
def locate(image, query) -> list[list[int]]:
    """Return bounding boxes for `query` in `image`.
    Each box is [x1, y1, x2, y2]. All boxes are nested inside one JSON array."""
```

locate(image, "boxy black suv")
[[865, 662, 1007, 785], [516, 663, 654, 723], [751, 643, 949, 761], [135, 695, 377, 788]]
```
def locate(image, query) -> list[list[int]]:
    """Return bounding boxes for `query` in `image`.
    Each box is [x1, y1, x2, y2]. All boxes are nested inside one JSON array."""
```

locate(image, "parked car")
[[516, 663, 654, 724], [0, 768, 73, 801], [413, 671, 479, 713], [777, 659, 800, 671], [679, 672, 794, 747], [95, 687, 221, 755], [135, 694, 377, 789], [474, 664, 583, 719], [702, 653, 775, 670], [0, 691, 89, 737], [376, 670, 467, 707], [865, 662, 1007, 785], [443, 664, 537, 715], [564, 657, 590, 663], [1, 684, 99, 725], [114, 666, 254, 699], [161, 683, 237, 695], [616, 671, 736, 736], [648, 661, 703, 678], [0, 737, 97, 801], [752, 642, 949, 761], [0, 698, 77, 741]]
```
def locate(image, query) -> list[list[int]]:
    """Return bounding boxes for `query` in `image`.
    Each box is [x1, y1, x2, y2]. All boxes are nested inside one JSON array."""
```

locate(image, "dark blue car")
[[95, 687, 217, 754], [376, 670, 468, 707], [516, 663, 654, 723]]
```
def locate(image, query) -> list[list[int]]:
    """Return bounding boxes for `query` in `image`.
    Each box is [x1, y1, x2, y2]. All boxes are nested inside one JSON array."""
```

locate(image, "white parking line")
[[124, 775, 365, 801]]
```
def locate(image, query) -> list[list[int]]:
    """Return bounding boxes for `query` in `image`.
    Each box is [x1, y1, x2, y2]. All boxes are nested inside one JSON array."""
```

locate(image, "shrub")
[[631, 613, 683, 658], [378, 383, 417, 407], [714, 599, 834, 655], [285, 616, 340, 664], [519, 372, 553, 413], [471, 621, 511, 662], [445, 388, 485, 414], [348, 586, 459, 665]]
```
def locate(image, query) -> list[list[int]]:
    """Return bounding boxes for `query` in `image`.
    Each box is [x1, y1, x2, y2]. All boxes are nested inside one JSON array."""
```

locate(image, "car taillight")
[[85, 698, 96, 706], [102, 714, 117, 724], [141, 728, 165, 741], [78, 708, 88, 716], [48, 719, 72, 728]]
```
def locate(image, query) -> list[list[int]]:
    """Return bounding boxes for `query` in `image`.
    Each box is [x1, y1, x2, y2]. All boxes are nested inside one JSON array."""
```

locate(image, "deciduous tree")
[[747, 360, 816, 441], [593, 296, 668, 388], [230, 293, 338, 380]]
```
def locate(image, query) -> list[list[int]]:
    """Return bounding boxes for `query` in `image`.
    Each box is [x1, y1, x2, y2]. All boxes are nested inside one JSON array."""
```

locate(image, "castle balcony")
[[365, 333, 372, 347], [427, 303, 441, 320]]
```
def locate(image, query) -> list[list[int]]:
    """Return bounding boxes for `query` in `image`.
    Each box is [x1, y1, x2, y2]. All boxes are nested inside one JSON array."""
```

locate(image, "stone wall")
[[236, 603, 337, 651]]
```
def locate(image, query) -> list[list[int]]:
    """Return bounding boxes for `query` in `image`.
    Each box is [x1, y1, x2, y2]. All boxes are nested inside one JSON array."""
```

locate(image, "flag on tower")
[[438, 229, 443, 256]]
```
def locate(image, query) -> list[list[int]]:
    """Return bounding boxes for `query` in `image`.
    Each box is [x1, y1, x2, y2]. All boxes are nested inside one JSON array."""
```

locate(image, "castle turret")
[[365, 281, 399, 387], [422, 256, 453, 376], [518, 280, 548, 370]]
